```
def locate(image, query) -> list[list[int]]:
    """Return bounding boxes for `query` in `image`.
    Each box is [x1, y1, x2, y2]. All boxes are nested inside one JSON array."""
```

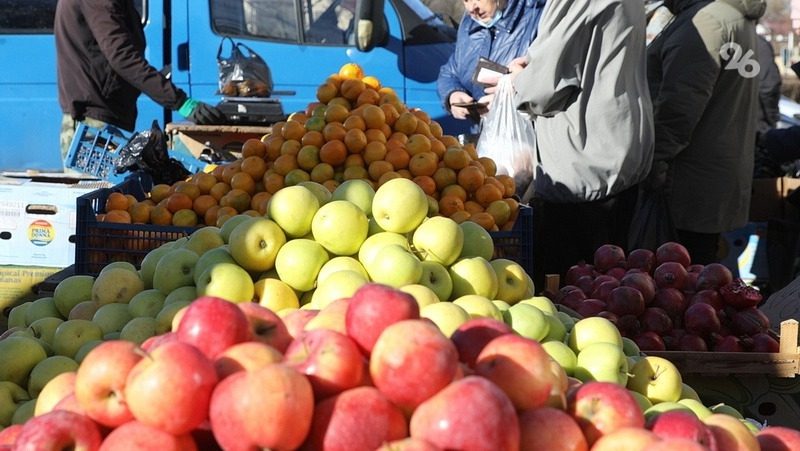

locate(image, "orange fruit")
[[297, 145, 321, 171], [322, 179, 340, 192], [433, 167, 457, 190], [149, 184, 172, 204], [365, 128, 387, 144], [486, 199, 512, 228], [484, 176, 506, 194], [128, 202, 152, 224], [280, 139, 302, 156], [441, 135, 461, 148], [322, 122, 347, 142], [328, 97, 351, 110], [263, 172, 286, 194], [123, 194, 138, 209], [457, 165, 486, 193], [326, 74, 344, 89], [221, 164, 241, 185], [344, 128, 368, 153], [324, 103, 350, 123], [343, 114, 366, 131], [413, 175, 437, 196], [474, 183, 504, 207], [408, 152, 438, 177], [406, 134, 432, 156], [285, 168, 311, 186], [104, 209, 132, 224], [301, 130, 325, 148], [215, 206, 240, 227], [385, 148, 410, 170], [464, 143, 479, 160], [166, 192, 194, 213], [281, 120, 306, 141], [304, 116, 326, 132], [150, 205, 173, 226], [363, 141, 387, 164], [378, 171, 401, 186], [429, 138, 446, 158], [273, 154, 299, 176], [316, 82, 339, 103], [191, 172, 218, 194], [220, 189, 251, 213], [464, 200, 484, 214], [240, 155, 269, 181], [438, 195, 465, 217], [380, 103, 400, 127], [173, 181, 201, 201], [338, 63, 364, 80], [319, 140, 347, 166], [356, 88, 381, 107], [192, 194, 218, 218], [172, 209, 198, 227], [394, 112, 419, 135], [241, 138, 267, 158], [362, 75, 381, 89], [209, 182, 231, 201], [344, 153, 365, 168], [340, 78, 366, 101], [397, 169, 412, 179], [368, 160, 394, 181], [230, 171, 257, 195], [441, 184, 468, 202], [105, 192, 129, 213], [264, 135, 284, 161], [450, 210, 472, 224], [311, 163, 335, 183], [361, 105, 386, 130], [251, 191, 272, 212], [343, 165, 369, 181], [478, 157, 497, 177], [204, 205, 221, 227], [414, 121, 431, 137], [469, 212, 496, 231], [429, 121, 444, 139]]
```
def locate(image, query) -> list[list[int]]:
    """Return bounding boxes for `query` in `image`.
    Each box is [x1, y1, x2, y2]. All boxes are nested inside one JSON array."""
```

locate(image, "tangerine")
[[322, 122, 347, 142], [172, 209, 199, 227], [340, 78, 366, 101], [192, 194, 218, 218], [150, 205, 173, 226], [297, 145, 321, 171], [240, 156, 269, 181], [413, 175, 437, 196], [128, 202, 152, 224], [408, 151, 438, 177], [368, 160, 394, 181], [438, 195, 465, 217], [319, 140, 347, 166], [281, 120, 306, 141], [362, 75, 381, 89], [209, 182, 232, 201], [311, 163, 335, 183], [457, 165, 486, 193], [165, 192, 194, 213], [474, 183, 504, 207], [149, 184, 172, 204], [363, 141, 387, 164], [241, 138, 267, 158], [301, 130, 325, 148], [230, 172, 257, 195], [449, 210, 472, 224], [344, 128, 368, 153], [324, 103, 350, 123], [105, 192, 129, 212], [343, 114, 366, 131], [104, 209, 131, 224], [385, 148, 410, 170], [338, 63, 364, 80], [273, 154, 299, 176], [263, 172, 286, 193]]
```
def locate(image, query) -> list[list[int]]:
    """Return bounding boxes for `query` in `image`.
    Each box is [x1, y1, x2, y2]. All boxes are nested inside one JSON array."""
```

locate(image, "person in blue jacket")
[[436, 0, 546, 127]]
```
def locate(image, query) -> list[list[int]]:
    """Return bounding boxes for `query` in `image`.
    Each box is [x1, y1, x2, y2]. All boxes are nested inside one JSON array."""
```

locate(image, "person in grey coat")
[[500, 0, 654, 287], [647, 0, 766, 264]]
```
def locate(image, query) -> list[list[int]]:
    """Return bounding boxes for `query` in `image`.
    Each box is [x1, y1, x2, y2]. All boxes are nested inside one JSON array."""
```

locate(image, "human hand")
[[476, 94, 493, 113], [643, 160, 669, 191], [507, 56, 527, 74], [448, 91, 476, 120], [179, 98, 226, 125]]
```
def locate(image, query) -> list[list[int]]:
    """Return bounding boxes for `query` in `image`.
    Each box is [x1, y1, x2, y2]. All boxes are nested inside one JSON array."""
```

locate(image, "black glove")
[[178, 98, 225, 125], [642, 160, 669, 192]]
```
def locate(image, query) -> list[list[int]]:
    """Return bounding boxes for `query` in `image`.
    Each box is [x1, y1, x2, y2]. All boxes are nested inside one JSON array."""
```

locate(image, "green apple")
[[26, 355, 79, 398], [7, 302, 30, 329], [678, 398, 712, 419], [627, 356, 683, 404], [0, 381, 29, 427], [310, 270, 368, 308], [0, 336, 48, 386], [274, 238, 330, 292], [412, 216, 463, 266], [568, 317, 623, 353], [254, 277, 300, 313], [366, 243, 423, 288], [357, 231, 410, 268], [492, 300, 512, 323], [426, 194, 439, 217], [152, 247, 199, 295], [458, 220, 494, 260], [24, 297, 61, 325], [27, 317, 64, 345], [127, 289, 166, 318], [312, 200, 369, 256], [371, 177, 429, 233], [556, 311, 576, 334], [92, 303, 133, 335], [680, 382, 701, 401], [331, 178, 375, 215], [267, 185, 321, 238], [452, 294, 503, 321], [420, 301, 470, 338], [11, 398, 36, 425], [297, 181, 332, 205], [99, 261, 138, 275], [53, 274, 94, 318], [542, 340, 578, 376], [449, 256, 498, 299], [628, 389, 654, 413], [219, 214, 254, 243], [164, 285, 198, 304], [119, 316, 157, 345], [67, 300, 100, 321], [490, 258, 529, 303], [621, 337, 642, 357], [74, 339, 103, 364], [317, 256, 369, 284], [542, 313, 566, 342], [91, 266, 145, 305], [519, 296, 558, 315], [183, 225, 225, 256], [139, 241, 175, 288], [155, 300, 192, 334], [367, 216, 385, 235], [506, 303, 550, 341], [228, 217, 287, 273], [418, 261, 453, 302], [710, 403, 745, 419], [575, 342, 629, 385], [643, 402, 693, 422], [196, 262, 255, 303], [399, 284, 440, 309], [193, 245, 236, 285]]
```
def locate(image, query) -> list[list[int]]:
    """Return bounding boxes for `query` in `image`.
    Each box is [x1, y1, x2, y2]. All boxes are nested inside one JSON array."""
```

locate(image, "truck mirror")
[[354, 0, 388, 52]]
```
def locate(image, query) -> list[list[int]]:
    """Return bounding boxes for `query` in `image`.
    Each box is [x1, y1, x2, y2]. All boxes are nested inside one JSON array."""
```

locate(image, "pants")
[[676, 229, 721, 265], [60, 114, 107, 172], [531, 186, 639, 292]]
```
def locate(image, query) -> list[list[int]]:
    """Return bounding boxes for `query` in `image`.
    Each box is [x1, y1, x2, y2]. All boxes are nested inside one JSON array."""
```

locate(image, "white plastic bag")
[[476, 75, 537, 199]]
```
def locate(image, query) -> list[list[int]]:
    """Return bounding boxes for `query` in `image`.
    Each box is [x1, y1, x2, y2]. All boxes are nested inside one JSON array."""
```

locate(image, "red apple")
[[375, 437, 441, 450], [410, 376, 519, 451], [284, 328, 366, 399], [474, 334, 554, 411], [213, 341, 284, 380], [209, 363, 314, 451], [175, 296, 251, 359], [34, 371, 77, 417], [13, 410, 102, 450], [566, 381, 645, 446], [140, 331, 178, 352], [302, 386, 407, 451], [124, 340, 218, 435], [237, 302, 292, 352], [99, 420, 197, 451], [647, 437, 711, 450], [648, 410, 717, 450], [282, 309, 320, 340], [345, 283, 420, 355], [450, 317, 514, 368], [74, 340, 143, 427], [0, 424, 22, 446], [704, 413, 760, 451], [518, 406, 588, 451], [757, 426, 800, 451], [590, 427, 661, 451], [52, 393, 87, 415], [369, 319, 459, 413]]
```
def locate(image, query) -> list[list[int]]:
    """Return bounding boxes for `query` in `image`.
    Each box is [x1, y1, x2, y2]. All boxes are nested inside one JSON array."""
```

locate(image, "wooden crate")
[[645, 320, 800, 378]]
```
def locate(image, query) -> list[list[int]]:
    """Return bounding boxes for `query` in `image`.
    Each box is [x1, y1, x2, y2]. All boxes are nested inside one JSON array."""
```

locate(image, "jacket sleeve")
[[650, 17, 720, 162], [757, 36, 781, 131], [437, 24, 471, 110], [84, 0, 187, 110], [511, 1, 585, 117]]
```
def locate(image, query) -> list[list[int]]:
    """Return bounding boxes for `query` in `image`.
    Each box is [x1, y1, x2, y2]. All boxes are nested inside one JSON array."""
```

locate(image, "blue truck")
[[0, 0, 466, 172]]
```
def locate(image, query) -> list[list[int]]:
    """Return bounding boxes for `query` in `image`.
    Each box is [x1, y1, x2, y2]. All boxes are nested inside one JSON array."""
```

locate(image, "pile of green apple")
[[4, 285, 799, 450]]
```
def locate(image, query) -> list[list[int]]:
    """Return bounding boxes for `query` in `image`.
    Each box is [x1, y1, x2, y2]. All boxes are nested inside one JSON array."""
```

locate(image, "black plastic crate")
[[489, 205, 533, 275]]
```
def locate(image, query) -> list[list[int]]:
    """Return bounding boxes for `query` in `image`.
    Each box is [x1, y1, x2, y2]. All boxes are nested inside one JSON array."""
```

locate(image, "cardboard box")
[[0, 177, 107, 267], [0, 265, 62, 331], [750, 177, 800, 221]]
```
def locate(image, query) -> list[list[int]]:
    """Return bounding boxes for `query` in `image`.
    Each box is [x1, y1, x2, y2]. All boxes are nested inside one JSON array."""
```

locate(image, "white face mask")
[[472, 9, 502, 28]]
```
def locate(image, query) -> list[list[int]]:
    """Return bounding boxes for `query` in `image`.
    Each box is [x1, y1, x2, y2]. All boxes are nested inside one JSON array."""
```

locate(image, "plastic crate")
[[65, 123, 135, 184], [489, 205, 533, 275], [74, 174, 196, 276]]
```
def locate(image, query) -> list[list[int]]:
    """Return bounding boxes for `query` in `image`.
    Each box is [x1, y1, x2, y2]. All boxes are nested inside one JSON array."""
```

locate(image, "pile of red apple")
[[4, 283, 800, 451], [552, 242, 780, 354]]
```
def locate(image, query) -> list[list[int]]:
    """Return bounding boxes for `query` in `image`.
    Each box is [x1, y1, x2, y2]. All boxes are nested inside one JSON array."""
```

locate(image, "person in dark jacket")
[[646, 0, 765, 264], [756, 34, 781, 135], [55, 0, 223, 168], [436, 0, 546, 126]]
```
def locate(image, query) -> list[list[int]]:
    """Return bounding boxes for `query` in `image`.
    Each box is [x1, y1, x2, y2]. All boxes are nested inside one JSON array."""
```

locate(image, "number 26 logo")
[[720, 42, 760, 78]]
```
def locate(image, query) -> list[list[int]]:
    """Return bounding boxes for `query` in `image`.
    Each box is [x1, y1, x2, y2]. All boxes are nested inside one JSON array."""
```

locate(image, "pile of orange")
[[100, 63, 520, 232]]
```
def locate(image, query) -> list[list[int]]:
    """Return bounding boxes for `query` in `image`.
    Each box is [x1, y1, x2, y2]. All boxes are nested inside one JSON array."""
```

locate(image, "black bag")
[[217, 37, 273, 97], [627, 188, 678, 251], [117, 121, 191, 186]]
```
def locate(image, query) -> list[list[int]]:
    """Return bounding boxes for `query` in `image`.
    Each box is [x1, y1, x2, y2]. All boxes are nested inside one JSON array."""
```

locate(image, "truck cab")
[[0, 0, 466, 172]]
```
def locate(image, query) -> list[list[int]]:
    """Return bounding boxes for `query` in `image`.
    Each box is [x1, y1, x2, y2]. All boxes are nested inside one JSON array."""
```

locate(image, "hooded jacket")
[[55, 0, 187, 131], [436, 0, 546, 109], [648, 0, 766, 233], [512, 0, 654, 203]]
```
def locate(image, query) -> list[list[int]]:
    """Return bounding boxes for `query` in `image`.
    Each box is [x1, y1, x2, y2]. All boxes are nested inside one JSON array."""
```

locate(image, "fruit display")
[[6, 283, 798, 450], [551, 241, 781, 354], [100, 63, 522, 233]]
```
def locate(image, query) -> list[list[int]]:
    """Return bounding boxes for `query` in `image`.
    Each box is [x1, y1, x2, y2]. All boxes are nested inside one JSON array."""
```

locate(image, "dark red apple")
[[621, 271, 657, 305], [450, 317, 514, 368], [684, 303, 721, 336], [627, 248, 656, 273], [607, 286, 645, 317]]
